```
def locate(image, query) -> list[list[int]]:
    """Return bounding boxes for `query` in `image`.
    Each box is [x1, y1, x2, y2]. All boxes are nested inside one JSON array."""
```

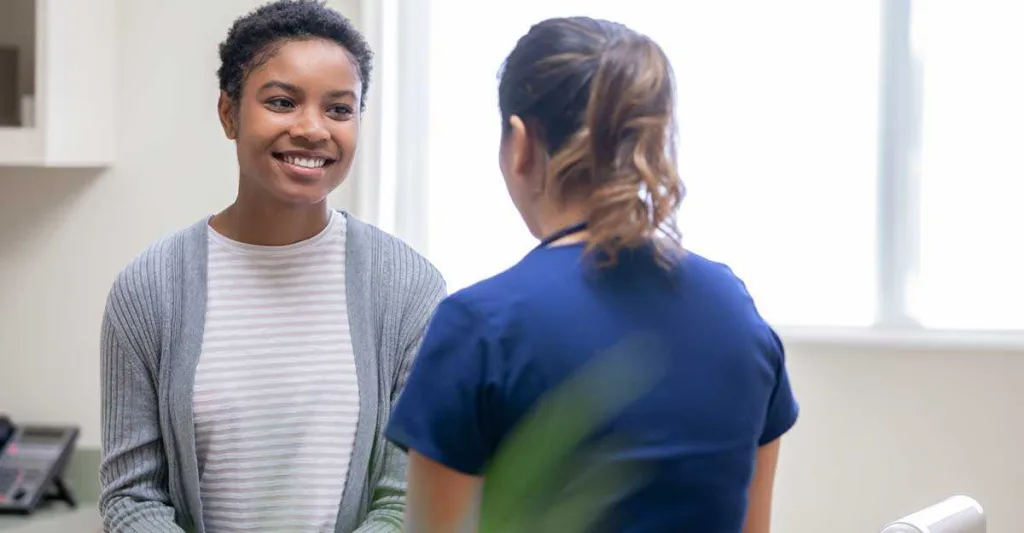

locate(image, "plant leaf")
[[479, 334, 665, 533]]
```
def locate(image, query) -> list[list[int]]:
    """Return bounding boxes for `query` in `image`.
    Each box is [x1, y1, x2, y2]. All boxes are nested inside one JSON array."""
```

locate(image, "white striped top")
[[194, 211, 358, 533]]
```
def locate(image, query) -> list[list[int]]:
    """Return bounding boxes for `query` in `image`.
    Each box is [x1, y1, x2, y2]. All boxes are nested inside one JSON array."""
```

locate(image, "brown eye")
[[266, 98, 296, 111], [327, 104, 353, 119]]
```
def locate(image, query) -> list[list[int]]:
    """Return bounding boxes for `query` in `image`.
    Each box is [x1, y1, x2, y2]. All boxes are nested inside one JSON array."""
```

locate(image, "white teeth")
[[283, 155, 328, 169]]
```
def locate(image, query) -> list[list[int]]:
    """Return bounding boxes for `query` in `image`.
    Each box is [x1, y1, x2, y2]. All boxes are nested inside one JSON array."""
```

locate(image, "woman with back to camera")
[[385, 16, 799, 533], [98, 1, 445, 532]]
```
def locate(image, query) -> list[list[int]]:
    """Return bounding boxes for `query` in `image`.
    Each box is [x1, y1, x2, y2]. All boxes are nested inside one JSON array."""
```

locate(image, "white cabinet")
[[0, 0, 116, 167]]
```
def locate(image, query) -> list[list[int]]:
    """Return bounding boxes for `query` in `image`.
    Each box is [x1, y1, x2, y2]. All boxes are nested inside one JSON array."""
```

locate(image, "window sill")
[[776, 326, 1024, 353]]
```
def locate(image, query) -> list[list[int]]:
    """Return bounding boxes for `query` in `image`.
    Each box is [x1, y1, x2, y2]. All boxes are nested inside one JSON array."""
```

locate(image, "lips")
[[273, 152, 336, 169]]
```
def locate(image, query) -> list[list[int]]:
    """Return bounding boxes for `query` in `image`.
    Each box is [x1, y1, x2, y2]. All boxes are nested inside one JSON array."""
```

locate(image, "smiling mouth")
[[273, 152, 336, 169]]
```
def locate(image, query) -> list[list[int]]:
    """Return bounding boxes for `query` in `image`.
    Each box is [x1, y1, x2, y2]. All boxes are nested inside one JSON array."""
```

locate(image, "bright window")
[[395, 0, 1023, 332], [910, 2, 1024, 330], [423, 1, 879, 327]]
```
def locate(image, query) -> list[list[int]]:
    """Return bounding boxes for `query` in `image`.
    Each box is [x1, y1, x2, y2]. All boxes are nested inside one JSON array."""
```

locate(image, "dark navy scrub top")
[[386, 241, 799, 533]]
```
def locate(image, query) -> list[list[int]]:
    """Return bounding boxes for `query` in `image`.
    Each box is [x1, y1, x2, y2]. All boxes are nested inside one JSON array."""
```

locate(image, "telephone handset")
[[0, 415, 78, 515]]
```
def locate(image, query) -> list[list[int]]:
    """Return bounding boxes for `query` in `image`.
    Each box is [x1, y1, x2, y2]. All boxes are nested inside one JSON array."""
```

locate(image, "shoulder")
[[343, 212, 447, 323], [679, 250, 784, 353], [678, 250, 760, 303], [344, 212, 444, 290], [105, 219, 206, 332], [430, 258, 540, 340]]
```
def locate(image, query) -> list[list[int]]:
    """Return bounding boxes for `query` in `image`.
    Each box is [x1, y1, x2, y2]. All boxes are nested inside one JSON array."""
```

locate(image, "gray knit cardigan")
[[99, 212, 446, 533]]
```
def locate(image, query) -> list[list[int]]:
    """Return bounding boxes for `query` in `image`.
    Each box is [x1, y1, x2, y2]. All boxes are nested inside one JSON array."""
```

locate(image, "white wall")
[[0, 2, 1021, 533], [0, 0, 361, 445], [775, 342, 1023, 532]]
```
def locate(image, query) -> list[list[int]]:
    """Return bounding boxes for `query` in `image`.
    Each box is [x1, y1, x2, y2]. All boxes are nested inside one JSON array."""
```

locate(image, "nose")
[[288, 107, 330, 143]]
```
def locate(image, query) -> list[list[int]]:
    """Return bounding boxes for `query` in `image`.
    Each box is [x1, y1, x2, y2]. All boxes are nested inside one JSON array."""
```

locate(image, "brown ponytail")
[[500, 17, 684, 269]]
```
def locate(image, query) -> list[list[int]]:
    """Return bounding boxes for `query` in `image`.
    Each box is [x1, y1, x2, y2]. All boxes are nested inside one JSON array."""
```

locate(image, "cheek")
[[312, 122, 356, 189], [498, 149, 515, 194], [503, 171, 534, 219], [498, 145, 527, 203], [330, 122, 359, 168], [233, 125, 264, 175], [499, 142, 517, 191], [336, 121, 359, 155], [235, 108, 277, 157], [498, 144, 509, 175]]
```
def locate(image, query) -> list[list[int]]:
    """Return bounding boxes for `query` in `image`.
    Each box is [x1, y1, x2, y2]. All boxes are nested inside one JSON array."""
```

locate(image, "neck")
[[535, 200, 589, 245], [211, 196, 332, 246]]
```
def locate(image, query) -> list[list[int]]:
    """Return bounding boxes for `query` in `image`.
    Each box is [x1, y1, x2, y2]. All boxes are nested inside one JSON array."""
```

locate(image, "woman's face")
[[219, 38, 361, 206]]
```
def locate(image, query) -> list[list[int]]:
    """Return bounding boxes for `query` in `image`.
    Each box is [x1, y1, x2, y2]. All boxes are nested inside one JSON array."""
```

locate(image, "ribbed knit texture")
[[99, 212, 446, 533]]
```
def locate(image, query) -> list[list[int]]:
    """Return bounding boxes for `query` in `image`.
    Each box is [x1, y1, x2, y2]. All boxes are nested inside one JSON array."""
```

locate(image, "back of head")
[[499, 17, 684, 268]]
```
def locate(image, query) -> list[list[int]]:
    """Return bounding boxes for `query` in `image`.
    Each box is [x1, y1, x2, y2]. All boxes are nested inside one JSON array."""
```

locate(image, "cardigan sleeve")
[[352, 235, 447, 533], [351, 331, 434, 533], [99, 268, 188, 533]]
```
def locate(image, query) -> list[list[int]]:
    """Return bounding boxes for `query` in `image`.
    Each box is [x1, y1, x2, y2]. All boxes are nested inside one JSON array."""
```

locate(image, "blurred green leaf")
[[479, 334, 665, 533]]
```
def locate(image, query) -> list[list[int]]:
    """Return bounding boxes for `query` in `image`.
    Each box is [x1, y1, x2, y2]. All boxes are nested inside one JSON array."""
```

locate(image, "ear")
[[218, 91, 238, 140], [507, 115, 544, 190]]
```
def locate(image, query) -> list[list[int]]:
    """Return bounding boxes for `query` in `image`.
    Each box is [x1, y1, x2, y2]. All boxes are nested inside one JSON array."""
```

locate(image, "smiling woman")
[[215, 37, 359, 220], [96, 2, 446, 533], [210, 1, 371, 244]]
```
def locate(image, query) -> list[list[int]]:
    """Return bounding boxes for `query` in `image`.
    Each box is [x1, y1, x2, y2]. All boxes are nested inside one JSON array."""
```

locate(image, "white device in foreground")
[[881, 495, 985, 533]]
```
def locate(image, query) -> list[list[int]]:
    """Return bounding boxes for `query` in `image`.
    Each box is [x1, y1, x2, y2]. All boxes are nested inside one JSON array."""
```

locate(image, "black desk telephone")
[[0, 415, 79, 515]]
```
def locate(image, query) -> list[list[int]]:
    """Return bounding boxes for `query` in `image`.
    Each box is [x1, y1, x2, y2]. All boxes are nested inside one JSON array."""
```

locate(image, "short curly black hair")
[[217, 0, 373, 110]]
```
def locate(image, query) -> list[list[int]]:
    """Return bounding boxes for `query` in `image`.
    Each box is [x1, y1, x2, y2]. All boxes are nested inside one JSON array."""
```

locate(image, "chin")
[[276, 192, 331, 206], [267, 173, 345, 205], [266, 180, 336, 206]]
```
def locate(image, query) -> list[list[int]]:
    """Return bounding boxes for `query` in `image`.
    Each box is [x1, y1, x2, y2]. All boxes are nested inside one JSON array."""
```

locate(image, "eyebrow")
[[257, 80, 357, 100]]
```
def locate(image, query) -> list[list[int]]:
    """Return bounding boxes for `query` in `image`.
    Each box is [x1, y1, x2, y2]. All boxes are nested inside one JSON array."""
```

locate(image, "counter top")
[[0, 506, 101, 532]]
